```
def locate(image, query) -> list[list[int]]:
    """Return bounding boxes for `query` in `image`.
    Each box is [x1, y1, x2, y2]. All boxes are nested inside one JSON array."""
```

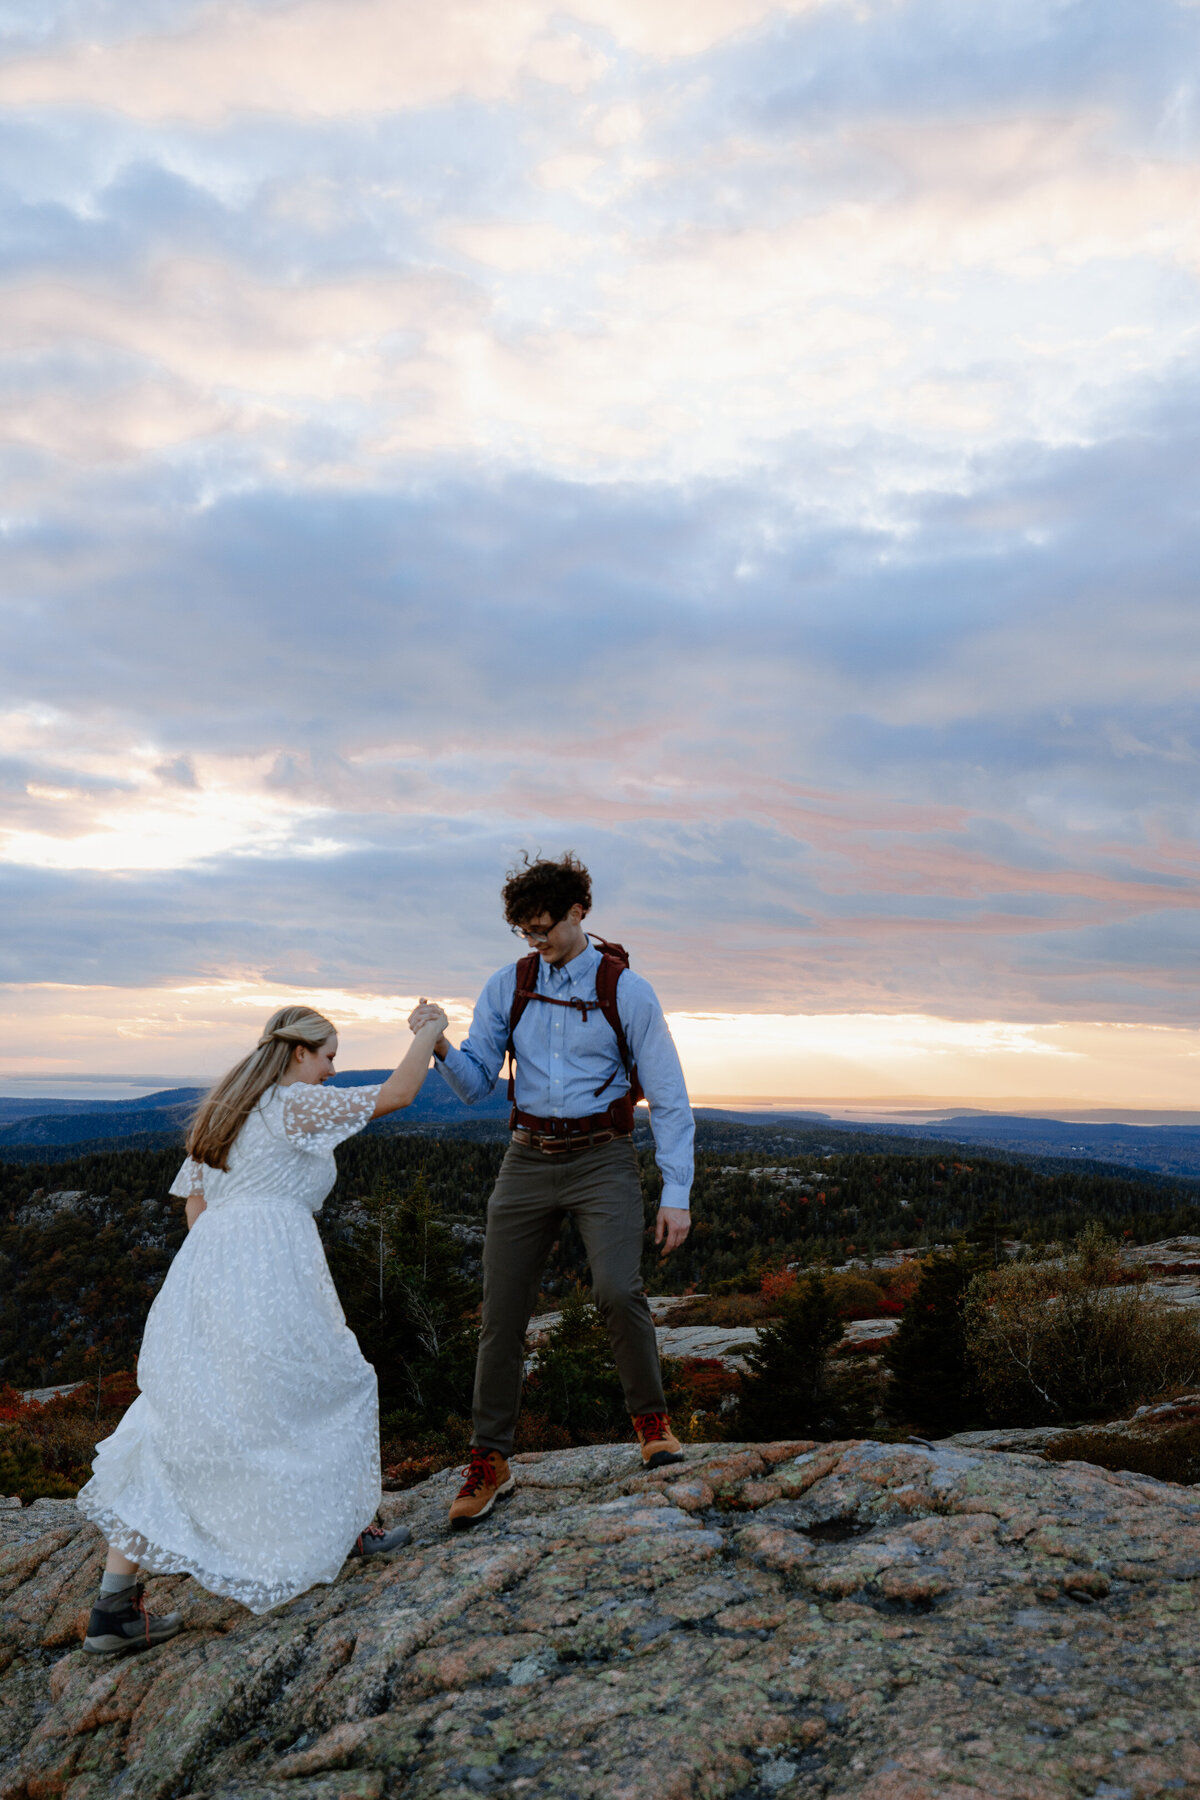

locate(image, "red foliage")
[[759, 1268, 798, 1305], [669, 1357, 739, 1411], [0, 1384, 30, 1424]]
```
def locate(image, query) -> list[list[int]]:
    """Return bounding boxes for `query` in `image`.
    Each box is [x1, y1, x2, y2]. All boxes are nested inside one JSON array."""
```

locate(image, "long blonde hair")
[[187, 1004, 336, 1170]]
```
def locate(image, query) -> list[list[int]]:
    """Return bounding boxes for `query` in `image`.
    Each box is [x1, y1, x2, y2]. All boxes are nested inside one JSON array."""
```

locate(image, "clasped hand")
[[408, 998, 448, 1047]]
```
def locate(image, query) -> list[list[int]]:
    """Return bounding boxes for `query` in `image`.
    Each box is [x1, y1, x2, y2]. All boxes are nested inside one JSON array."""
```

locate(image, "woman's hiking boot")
[[632, 1412, 685, 1469], [349, 1522, 412, 1558], [83, 1582, 182, 1655], [448, 1448, 514, 1529]]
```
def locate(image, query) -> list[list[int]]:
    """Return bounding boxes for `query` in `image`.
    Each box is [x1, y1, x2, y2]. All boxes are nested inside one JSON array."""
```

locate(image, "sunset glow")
[[3, 1, 1198, 1107]]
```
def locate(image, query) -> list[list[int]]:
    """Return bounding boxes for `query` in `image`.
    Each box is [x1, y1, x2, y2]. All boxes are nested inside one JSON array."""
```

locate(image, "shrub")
[[759, 1268, 798, 1306], [0, 1427, 76, 1503], [662, 1355, 740, 1440], [0, 1371, 142, 1498], [884, 1246, 982, 1435], [1044, 1421, 1200, 1486], [823, 1352, 892, 1437], [734, 1274, 842, 1440], [666, 1292, 769, 1328], [825, 1271, 890, 1321], [965, 1226, 1200, 1425], [874, 1261, 923, 1313], [379, 1409, 476, 1490]]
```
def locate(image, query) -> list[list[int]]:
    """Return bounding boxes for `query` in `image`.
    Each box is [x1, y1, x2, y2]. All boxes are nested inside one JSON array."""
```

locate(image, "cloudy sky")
[[3, 0, 1199, 1106]]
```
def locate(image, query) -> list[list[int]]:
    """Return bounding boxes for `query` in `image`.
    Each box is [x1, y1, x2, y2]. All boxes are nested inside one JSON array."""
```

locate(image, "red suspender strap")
[[591, 942, 641, 1133], [506, 952, 541, 1113], [506, 937, 641, 1133]]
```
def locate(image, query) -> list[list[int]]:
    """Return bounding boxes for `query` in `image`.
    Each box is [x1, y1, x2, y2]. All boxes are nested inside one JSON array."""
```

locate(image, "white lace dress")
[[76, 1081, 383, 1614]]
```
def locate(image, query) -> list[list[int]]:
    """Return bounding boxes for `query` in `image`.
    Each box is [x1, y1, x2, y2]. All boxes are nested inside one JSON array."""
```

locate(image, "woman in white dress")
[[76, 1001, 447, 1651]]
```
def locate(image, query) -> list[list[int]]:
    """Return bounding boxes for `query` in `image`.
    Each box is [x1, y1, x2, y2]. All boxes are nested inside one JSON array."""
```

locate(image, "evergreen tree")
[[526, 1285, 627, 1441], [884, 1244, 982, 1433], [735, 1273, 842, 1440], [328, 1173, 478, 1422]]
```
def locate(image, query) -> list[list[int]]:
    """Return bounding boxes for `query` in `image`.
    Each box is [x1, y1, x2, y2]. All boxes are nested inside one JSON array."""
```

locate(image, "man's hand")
[[408, 997, 450, 1060], [654, 1206, 690, 1257]]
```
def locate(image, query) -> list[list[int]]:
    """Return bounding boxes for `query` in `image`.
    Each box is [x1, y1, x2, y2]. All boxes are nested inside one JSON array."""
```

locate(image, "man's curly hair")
[[502, 852, 592, 926]]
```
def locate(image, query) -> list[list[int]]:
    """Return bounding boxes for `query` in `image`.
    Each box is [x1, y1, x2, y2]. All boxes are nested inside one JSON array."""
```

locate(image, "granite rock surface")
[[3, 1439, 1200, 1799]]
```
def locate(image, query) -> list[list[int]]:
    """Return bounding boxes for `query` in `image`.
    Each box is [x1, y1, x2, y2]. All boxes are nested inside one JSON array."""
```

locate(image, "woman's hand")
[[408, 999, 445, 1031], [372, 1005, 451, 1118], [409, 998, 450, 1059]]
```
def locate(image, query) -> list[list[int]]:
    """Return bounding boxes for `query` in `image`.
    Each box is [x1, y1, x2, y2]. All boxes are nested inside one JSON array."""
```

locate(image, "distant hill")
[[693, 1109, 1200, 1180], [5, 1078, 1200, 1179], [0, 1070, 510, 1158]]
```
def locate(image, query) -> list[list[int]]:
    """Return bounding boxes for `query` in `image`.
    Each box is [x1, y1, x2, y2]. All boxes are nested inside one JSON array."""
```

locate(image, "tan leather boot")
[[632, 1412, 685, 1469], [448, 1447, 515, 1529]]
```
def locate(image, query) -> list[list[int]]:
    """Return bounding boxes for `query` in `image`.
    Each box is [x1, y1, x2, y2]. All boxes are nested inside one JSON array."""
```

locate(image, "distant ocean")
[[691, 1098, 1200, 1129], [4, 1078, 1200, 1133], [0, 1076, 211, 1103]]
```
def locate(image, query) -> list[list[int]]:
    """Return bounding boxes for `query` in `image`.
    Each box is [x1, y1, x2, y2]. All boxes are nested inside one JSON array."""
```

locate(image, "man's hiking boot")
[[632, 1411, 685, 1469], [83, 1582, 182, 1655], [349, 1522, 412, 1558], [448, 1448, 514, 1529]]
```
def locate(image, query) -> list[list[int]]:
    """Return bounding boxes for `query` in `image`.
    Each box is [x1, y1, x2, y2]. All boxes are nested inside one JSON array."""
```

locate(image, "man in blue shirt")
[[408, 853, 694, 1528]]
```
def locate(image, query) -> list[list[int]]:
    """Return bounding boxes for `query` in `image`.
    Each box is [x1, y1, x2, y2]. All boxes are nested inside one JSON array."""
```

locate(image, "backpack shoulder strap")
[[505, 954, 541, 1104], [591, 942, 642, 1106]]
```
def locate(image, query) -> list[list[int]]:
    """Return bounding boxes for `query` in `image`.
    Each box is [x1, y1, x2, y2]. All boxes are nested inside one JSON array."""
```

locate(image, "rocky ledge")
[[3, 1439, 1200, 1800]]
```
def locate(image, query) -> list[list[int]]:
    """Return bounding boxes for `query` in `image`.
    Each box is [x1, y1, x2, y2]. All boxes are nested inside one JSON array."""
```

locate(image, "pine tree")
[[329, 1173, 478, 1422], [735, 1273, 842, 1440], [884, 1244, 982, 1433], [527, 1285, 627, 1441]]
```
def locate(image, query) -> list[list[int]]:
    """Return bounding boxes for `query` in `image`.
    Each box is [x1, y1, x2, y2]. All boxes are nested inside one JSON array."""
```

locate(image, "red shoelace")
[[633, 1412, 671, 1445], [458, 1447, 500, 1495], [130, 1585, 151, 1645]]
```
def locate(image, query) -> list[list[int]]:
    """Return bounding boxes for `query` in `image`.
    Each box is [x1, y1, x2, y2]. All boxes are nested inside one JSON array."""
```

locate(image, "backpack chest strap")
[[504, 944, 641, 1110], [521, 991, 596, 1022]]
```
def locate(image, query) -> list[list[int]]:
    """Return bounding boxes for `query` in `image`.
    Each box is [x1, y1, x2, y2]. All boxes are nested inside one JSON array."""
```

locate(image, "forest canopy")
[[2, 1124, 1198, 1392]]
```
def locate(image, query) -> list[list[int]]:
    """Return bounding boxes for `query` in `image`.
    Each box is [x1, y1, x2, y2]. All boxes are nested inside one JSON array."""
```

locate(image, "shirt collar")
[[543, 940, 601, 988]]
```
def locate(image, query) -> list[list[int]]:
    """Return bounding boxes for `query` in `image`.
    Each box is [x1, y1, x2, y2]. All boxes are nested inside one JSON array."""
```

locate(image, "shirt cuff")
[[436, 1044, 474, 1102], [659, 1183, 691, 1212]]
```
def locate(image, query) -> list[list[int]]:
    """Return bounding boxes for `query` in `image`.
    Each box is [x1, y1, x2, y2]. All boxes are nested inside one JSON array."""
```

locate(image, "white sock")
[[100, 1570, 136, 1595]]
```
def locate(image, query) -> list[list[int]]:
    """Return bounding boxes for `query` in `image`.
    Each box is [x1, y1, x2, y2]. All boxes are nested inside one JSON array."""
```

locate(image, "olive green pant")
[[472, 1136, 666, 1457]]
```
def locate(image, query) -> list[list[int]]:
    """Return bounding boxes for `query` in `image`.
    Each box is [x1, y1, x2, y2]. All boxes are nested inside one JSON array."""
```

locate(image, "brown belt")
[[511, 1111, 632, 1156]]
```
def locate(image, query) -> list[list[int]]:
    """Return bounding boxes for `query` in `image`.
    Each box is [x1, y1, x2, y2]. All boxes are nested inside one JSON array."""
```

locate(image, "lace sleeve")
[[279, 1083, 382, 1154], [168, 1156, 206, 1198]]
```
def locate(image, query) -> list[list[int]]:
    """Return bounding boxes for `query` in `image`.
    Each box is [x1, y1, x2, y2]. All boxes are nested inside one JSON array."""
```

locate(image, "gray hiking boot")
[[349, 1521, 412, 1558], [83, 1582, 182, 1655]]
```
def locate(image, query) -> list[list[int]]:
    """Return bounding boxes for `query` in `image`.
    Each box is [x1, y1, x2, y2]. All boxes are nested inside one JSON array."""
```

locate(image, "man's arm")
[[409, 970, 513, 1106], [620, 974, 694, 1254]]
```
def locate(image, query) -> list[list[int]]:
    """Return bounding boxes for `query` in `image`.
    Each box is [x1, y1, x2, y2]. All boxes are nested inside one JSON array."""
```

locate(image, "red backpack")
[[505, 937, 642, 1132]]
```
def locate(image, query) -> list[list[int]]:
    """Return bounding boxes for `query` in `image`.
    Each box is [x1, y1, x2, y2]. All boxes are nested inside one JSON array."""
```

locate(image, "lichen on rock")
[[3, 1438, 1200, 1797]]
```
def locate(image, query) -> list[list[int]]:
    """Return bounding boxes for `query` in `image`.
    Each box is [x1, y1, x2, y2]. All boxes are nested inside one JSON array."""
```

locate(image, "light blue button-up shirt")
[[436, 942, 694, 1210]]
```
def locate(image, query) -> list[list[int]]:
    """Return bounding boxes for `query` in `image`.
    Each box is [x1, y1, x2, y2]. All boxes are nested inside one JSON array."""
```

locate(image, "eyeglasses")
[[510, 914, 565, 942]]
